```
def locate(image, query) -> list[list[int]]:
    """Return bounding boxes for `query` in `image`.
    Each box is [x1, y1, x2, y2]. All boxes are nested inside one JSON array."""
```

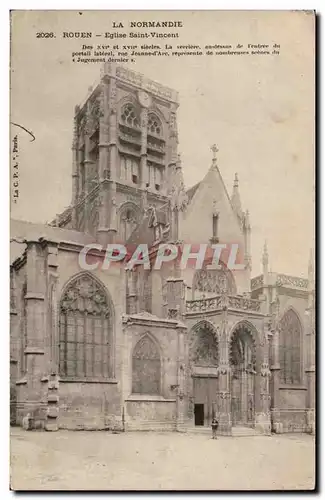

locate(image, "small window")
[[155, 184, 160, 191], [121, 104, 139, 129], [146, 182, 150, 188], [147, 114, 163, 137], [132, 175, 138, 184]]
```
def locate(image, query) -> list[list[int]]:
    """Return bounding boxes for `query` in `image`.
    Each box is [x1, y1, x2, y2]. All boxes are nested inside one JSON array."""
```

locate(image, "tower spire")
[[262, 240, 269, 280], [308, 248, 315, 288], [210, 144, 219, 169], [245, 209, 251, 230], [231, 172, 242, 217]]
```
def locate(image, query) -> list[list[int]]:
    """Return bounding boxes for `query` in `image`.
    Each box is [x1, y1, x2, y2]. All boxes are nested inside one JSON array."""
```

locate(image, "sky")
[[10, 10, 315, 278]]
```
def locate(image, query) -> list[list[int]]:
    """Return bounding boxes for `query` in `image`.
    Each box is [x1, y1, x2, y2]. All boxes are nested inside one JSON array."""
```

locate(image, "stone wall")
[[121, 314, 185, 431], [59, 381, 122, 430], [272, 409, 307, 433], [126, 397, 177, 431]]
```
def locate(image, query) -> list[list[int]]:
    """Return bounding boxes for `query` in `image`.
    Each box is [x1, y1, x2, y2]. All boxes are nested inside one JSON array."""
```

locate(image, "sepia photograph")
[[9, 10, 315, 491]]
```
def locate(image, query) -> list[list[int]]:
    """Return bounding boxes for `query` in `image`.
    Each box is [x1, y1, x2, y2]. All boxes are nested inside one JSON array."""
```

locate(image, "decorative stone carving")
[[60, 274, 111, 317], [251, 274, 264, 290], [193, 267, 236, 296], [85, 97, 101, 135], [276, 274, 308, 289], [170, 183, 188, 211], [189, 321, 219, 366], [185, 293, 261, 314], [72, 115, 79, 149], [169, 112, 177, 132], [261, 362, 271, 377], [229, 324, 257, 371], [186, 295, 222, 313], [228, 295, 261, 312], [167, 307, 179, 319], [78, 114, 87, 140]]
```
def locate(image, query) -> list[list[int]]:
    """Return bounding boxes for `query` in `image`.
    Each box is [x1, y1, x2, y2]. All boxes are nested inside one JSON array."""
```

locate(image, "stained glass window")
[[279, 310, 301, 384], [59, 274, 112, 378]]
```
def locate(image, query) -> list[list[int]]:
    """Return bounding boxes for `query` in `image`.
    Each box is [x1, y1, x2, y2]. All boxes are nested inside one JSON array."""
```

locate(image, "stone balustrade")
[[185, 294, 261, 313]]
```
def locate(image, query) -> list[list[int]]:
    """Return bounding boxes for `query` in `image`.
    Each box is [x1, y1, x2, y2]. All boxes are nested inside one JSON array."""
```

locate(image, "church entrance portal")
[[194, 404, 204, 426], [189, 321, 219, 427], [230, 324, 256, 427], [193, 376, 218, 427]]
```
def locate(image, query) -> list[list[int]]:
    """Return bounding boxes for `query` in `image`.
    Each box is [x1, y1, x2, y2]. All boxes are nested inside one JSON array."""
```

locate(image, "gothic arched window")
[[147, 113, 162, 136], [132, 335, 161, 394], [119, 204, 140, 242], [121, 103, 140, 129], [59, 274, 113, 378], [279, 310, 302, 385]]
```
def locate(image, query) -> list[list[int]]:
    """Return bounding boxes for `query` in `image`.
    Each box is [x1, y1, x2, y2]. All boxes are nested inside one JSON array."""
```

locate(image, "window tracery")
[[121, 103, 140, 129], [59, 274, 112, 378], [279, 310, 301, 384], [132, 335, 161, 394], [147, 113, 162, 136]]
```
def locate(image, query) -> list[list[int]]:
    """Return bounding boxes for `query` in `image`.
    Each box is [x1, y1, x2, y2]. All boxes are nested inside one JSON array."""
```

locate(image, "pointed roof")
[[186, 181, 201, 202], [186, 147, 236, 214]]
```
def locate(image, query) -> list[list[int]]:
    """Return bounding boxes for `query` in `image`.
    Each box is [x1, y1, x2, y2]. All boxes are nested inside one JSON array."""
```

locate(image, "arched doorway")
[[230, 323, 257, 427], [189, 321, 219, 427]]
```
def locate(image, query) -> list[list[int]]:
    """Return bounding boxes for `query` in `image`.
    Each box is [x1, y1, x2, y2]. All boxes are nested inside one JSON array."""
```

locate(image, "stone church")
[[10, 63, 315, 435]]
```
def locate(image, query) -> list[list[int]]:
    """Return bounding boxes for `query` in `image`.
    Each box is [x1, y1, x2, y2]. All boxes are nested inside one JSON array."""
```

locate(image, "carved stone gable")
[[193, 267, 237, 296]]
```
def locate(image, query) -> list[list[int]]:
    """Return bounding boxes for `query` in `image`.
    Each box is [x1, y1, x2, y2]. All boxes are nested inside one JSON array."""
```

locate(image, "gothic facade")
[[10, 64, 315, 435]]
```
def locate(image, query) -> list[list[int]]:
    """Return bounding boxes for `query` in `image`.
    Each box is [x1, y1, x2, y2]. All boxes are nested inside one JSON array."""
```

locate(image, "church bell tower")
[[67, 63, 180, 246]]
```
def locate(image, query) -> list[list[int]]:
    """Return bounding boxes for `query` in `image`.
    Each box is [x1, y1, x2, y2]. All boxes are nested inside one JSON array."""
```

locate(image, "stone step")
[[185, 426, 263, 437], [231, 426, 261, 437], [186, 426, 211, 434]]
